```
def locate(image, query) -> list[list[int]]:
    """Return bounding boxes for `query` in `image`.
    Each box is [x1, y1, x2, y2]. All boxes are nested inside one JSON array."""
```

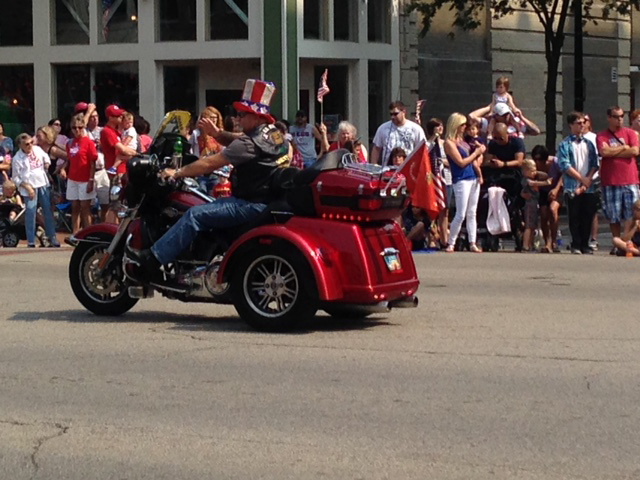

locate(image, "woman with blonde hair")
[[36, 125, 68, 197], [189, 106, 226, 194], [443, 113, 485, 252]]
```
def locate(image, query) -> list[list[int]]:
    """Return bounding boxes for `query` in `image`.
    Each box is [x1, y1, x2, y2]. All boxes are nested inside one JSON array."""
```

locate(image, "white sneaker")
[[588, 238, 598, 251]]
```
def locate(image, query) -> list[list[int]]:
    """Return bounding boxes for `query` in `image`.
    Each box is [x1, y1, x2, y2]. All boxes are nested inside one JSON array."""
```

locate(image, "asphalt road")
[[1, 245, 639, 479]]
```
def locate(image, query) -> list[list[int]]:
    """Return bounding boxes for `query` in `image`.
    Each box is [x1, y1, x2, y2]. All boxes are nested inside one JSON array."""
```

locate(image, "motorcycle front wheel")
[[231, 243, 318, 332], [69, 242, 138, 316]]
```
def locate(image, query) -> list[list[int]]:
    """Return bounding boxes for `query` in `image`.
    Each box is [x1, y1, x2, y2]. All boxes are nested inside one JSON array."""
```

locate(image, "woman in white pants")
[[444, 113, 486, 252]]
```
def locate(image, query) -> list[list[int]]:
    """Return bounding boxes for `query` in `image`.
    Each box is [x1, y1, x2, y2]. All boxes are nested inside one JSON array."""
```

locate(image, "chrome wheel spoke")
[[274, 260, 283, 277], [257, 264, 271, 280], [282, 287, 297, 298], [282, 271, 296, 284], [257, 293, 271, 309]]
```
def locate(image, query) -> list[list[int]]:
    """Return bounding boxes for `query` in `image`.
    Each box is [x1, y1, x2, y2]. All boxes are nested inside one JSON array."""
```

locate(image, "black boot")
[[127, 248, 163, 283]]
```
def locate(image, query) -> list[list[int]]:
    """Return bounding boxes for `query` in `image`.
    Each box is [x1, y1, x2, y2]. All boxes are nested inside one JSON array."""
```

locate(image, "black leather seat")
[[292, 148, 348, 186]]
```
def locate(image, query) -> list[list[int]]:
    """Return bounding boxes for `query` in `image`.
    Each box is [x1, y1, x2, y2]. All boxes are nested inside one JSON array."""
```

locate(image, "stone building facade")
[[416, 2, 638, 149]]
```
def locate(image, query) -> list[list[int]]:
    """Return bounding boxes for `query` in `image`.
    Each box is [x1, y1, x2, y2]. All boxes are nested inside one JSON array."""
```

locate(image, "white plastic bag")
[[486, 186, 511, 235]]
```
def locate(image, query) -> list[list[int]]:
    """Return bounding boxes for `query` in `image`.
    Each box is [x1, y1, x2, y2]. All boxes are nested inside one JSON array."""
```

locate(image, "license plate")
[[384, 253, 401, 272]]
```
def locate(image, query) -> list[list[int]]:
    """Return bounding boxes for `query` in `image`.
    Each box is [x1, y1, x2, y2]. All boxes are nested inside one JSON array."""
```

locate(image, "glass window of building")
[[164, 66, 197, 115], [100, 0, 139, 44], [209, 0, 249, 40], [158, 0, 196, 41], [53, 0, 89, 45], [0, 66, 35, 139], [56, 65, 91, 120], [368, 61, 391, 145], [304, 0, 328, 40], [368, 0, 391, 43], [0, 1, 33, 46], [56, 63, 139, 127], [334, 0, 357, 42]]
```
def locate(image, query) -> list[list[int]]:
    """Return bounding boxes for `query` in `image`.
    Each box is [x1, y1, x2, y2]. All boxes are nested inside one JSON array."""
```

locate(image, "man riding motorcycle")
[[135, 79, 289, 278]]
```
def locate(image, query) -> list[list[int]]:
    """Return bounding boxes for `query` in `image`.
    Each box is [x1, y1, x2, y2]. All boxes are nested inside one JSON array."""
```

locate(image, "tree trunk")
[[545, 38, 562, 152], [544, 59, 559, 152]]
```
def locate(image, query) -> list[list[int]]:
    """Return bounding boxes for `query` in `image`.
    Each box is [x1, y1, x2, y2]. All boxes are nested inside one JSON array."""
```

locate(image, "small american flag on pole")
[[415, 99, 426, 126], [317, 69, 330, 103]]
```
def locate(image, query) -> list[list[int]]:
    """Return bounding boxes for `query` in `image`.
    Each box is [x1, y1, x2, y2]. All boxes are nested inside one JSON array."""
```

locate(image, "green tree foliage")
[[408, 0, 640, 149]]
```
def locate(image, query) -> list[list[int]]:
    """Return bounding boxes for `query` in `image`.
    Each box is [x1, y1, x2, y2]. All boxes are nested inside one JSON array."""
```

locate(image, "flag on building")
[[415, 99, 426, 126], [398, 141, 443, 219], [317, 69, 330, 103]]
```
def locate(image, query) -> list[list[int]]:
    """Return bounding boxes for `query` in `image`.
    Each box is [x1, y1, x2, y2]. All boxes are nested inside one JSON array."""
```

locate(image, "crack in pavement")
[[30, 423, 70, 480], [0, 419, 33, 427]]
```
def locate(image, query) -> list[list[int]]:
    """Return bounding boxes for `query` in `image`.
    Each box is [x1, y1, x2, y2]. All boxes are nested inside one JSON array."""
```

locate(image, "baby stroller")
[[0, 203, 49, 248], [475, 169, 525, 252]]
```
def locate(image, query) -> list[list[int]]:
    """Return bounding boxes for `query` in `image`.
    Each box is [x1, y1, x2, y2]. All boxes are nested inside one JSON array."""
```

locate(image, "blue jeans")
[[151, 197, 267, 265], [23, 186, 58, 246]]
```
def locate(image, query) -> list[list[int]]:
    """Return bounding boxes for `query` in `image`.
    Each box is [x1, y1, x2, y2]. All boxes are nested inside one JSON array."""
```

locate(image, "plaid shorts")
[[602, 184, 640, 223]]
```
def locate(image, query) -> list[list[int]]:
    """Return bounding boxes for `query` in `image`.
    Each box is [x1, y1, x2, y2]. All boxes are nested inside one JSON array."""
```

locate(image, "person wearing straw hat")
[[133, 79, 290, 274]]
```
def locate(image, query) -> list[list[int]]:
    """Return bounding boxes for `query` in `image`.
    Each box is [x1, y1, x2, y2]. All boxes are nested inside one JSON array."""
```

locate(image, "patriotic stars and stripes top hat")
[[233, 79, 277, 124]]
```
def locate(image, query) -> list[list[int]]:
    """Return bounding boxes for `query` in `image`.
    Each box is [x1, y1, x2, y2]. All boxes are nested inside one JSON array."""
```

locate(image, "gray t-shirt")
[[373, 120, 426, 166], [222, 135, 256, 166]]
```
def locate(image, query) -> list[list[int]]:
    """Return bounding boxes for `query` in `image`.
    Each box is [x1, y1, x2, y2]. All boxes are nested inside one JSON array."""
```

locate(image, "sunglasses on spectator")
[[71, 126, 83, 131], [52, 122, 61, 126], [389, 111, 401, 116], [573, 120, 585, 125], [610, 114, 625, 119]]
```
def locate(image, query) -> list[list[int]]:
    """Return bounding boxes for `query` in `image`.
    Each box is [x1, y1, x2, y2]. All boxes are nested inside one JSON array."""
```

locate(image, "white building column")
[[137, 0, 158, 124], [32, 0, 53, 128], [353, 59, 369, 144]]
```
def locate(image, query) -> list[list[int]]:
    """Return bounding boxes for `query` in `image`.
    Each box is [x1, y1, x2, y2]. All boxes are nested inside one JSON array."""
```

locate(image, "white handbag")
[[486, 186, 511, 235]]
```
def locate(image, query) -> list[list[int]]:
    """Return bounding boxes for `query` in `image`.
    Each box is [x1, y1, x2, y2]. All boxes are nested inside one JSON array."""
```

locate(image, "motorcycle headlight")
[[110, 185, 122, 202]]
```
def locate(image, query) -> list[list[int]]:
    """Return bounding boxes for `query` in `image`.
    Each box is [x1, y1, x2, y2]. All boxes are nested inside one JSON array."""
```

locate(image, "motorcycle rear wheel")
[[231, 243, 317, 332], [69, 242, 138, 316]]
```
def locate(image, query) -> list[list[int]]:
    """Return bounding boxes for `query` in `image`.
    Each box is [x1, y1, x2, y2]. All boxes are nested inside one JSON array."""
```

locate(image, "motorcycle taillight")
[[357, 197, 383, 211]]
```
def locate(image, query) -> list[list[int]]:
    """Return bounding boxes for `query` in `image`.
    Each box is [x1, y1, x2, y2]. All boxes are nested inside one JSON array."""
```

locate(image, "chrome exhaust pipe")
[[363, 301, 391, 313], [389, 295, 418, 308]]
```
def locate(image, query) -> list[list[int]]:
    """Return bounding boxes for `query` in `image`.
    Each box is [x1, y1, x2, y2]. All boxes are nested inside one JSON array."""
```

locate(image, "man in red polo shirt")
[[596, 106, 640, 251], [100, 105, 137, 222], [100, 104, 137, 176]]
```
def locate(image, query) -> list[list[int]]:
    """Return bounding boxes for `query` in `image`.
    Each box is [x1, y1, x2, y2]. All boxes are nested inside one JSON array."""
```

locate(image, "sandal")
[[445, 245, 455, 253], [469, 244, 482, 253], [540, 246, 550, 253]]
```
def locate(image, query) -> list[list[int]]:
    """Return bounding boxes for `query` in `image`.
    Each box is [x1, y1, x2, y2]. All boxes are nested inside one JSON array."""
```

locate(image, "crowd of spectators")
[[1, 74, 640, 258]]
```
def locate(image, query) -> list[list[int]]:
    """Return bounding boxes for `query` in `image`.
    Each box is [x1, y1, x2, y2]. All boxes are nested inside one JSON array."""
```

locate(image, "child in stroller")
[[0, 180, 48, 248], [0, 180, 23, 221]]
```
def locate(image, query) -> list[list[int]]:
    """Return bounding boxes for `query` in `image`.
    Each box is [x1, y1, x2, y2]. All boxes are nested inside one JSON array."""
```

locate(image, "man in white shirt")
[[371, 101, 426, 165], [556, 111, 599, 254]]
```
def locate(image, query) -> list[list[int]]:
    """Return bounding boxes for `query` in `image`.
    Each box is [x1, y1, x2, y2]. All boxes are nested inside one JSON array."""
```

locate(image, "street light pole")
[[574, 0, 584, 111]]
